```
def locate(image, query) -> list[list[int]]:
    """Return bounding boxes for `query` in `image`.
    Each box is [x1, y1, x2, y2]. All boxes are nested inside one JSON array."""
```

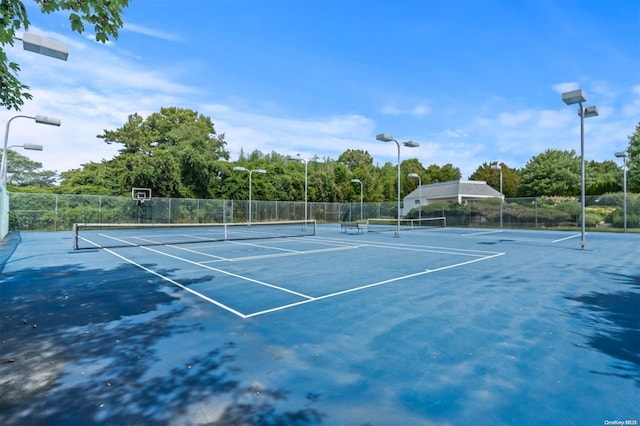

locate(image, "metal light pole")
[[351, 178, 363, 221], [562, 89, 598, 250], [2, 115, 61, 185], [407, 173, 422, 223], [376, 133, 420, 237], [287, 154, 320, 223], [615, 151, 629, 233], [233, 166, 266, 224], [491, 164, 503, 229]]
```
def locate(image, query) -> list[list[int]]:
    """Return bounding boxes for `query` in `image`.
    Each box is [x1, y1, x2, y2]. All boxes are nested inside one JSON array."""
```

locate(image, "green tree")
[[517, 149, 580, 197], [60, 107, 230, 198], [1, 0, 130, 110], [3, 148, 57, 187], [469, 162, 520, 198], [626, 121, 640, 193], [58, 162, 119, 195], [337, 149, 373, 169], [585, 160, 620, 195], [423, 163, 461, 184]]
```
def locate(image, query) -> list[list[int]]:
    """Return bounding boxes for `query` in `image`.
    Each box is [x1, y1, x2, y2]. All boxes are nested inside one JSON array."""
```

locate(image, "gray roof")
[[405, 179, 501, 200]]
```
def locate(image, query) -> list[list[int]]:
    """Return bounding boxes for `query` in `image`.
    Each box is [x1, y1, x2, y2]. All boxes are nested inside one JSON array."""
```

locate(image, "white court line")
[[164, 244, 230, 261], [311, 235, 502, 256], [103, 247, 248, 318], [552, 233, 582, 243], [97, 233, 138, 246], [244, 251, 505, 318], [222, 245, 359, 263], [225, 240, 302, 253], [140, 245, 314, 300], [359, 243, 489, 258], [463, 230, 504, 236]]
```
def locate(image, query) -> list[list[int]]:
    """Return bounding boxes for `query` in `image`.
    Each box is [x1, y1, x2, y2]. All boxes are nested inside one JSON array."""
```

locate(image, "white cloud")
[[552, 82, 580, 94], [380, 103, 431, 117], [122, 22, 183, 41], [410, 105, 431, 116], [497, 111, 533, 127], [200, 103, 376, 161]]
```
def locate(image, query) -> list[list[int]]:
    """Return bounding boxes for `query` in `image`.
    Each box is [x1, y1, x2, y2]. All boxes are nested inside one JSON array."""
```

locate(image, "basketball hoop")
[[131, 187, 152, 203], [131, 187, 152, 224]]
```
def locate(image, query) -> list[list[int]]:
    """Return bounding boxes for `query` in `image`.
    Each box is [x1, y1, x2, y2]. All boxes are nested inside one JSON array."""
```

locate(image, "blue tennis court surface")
[[1, 225, 638, 425]]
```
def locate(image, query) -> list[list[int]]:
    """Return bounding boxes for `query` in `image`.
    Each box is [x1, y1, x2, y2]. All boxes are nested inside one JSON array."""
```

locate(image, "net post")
[[72, 223, 78, 250]]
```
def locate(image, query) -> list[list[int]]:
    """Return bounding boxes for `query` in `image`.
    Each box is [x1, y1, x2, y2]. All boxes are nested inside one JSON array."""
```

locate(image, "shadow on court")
[[1, 227, 639, 425], [0, 257, 325, 425], [566, 272, 640, 385]]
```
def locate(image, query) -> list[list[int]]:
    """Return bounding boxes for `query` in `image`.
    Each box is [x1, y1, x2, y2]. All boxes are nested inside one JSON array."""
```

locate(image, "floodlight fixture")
[[376, 133, 394, 142], [583, 106, 599, 118], [18, 32, 69, 61], [21, 143, 44, 151], [562, 89, 587, 105]]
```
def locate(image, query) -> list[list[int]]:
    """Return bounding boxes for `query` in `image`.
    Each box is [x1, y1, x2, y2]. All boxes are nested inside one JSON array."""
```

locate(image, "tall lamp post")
[[233, 166, 266, 224], [562, 89, 598, 250], [615, 151, 629, 233], [376, 133, 420, 237], [350, 178, 363, 221], [407, 173, 422, 223], [2, 115, 61, 185], [491, 164, 503, 229], [286, 154, 320, 223]]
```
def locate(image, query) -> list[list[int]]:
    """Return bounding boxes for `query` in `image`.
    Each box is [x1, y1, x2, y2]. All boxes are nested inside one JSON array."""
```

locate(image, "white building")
[[403, 179, 503, 216]]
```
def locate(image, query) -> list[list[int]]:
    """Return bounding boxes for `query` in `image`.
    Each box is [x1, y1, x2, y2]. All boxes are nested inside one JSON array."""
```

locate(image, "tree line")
[[4, 107, 640, 203]]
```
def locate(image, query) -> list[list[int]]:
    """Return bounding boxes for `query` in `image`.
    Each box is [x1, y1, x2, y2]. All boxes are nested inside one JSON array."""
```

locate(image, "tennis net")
[[72, 220, 316, 250], [366, 217, 446, 233]]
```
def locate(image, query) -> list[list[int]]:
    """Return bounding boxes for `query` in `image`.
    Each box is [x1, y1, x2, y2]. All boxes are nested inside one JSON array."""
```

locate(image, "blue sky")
[[2, 0, 639, 179]]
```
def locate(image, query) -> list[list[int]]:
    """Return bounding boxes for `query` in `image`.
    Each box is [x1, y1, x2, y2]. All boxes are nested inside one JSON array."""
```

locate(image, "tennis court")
[[1, 223, 638, 425]]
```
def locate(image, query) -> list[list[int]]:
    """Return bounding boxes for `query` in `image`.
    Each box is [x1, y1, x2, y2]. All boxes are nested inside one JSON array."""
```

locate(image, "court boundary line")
[[244, 251, 505, 318], [552, 233, 582, 243], [100, 237, 505, 319]]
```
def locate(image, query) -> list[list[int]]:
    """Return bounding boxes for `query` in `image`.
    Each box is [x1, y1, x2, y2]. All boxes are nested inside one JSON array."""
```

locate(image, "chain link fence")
[[6, 192, 639, 233]]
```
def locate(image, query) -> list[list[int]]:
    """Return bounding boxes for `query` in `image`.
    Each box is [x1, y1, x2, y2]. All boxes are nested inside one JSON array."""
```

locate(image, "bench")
[[340, 222, 363, 234]]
